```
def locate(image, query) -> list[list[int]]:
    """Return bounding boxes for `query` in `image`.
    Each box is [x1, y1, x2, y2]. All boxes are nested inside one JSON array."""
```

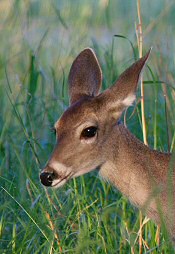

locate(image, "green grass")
[[0, 0, 175, 253]]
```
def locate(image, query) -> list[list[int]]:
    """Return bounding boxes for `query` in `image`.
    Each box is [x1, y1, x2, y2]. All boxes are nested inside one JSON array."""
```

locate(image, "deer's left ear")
[[98, 49, 151, 120], [68, 48, 102, 105]]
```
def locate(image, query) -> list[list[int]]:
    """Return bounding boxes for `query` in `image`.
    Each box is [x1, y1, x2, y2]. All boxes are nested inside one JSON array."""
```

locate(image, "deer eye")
[[81, 126, 97, 139], [50, 127, 56, 136]]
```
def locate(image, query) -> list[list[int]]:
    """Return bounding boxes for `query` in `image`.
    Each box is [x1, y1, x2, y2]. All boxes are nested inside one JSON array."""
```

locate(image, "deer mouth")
[[52, 168, 93, 188], [40, 161, 99, 188], [40, 167, 73, 188], [52, 171, 73, 188], [73, 167, 96, 178]]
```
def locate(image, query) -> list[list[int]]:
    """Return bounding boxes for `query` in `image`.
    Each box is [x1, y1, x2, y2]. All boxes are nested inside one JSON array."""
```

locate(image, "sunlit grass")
[[0, 0, 175, 253]]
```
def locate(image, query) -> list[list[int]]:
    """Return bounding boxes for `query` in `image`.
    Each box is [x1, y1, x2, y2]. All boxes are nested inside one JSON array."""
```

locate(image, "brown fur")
[[40, 48, 175, 240]]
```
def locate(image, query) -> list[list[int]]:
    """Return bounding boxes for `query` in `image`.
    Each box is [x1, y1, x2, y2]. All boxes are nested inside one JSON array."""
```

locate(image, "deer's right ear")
[[68, 48, 102, 105]]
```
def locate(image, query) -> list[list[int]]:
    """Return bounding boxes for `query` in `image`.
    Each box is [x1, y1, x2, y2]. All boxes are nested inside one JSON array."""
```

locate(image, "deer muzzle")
[[40, 162, 74, 188]]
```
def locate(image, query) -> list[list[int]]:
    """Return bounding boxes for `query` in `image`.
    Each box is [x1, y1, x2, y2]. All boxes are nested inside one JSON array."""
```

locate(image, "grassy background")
[[0, 0, 175, 253]]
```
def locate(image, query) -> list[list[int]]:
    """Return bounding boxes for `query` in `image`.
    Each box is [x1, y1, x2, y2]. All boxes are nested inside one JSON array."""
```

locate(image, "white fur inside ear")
[[122, 94, 136, 107]]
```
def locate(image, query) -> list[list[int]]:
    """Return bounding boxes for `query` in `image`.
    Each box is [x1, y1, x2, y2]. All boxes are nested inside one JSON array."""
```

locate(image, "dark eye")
[[51, 127, 56, 136], [81, 126, 97, 139]]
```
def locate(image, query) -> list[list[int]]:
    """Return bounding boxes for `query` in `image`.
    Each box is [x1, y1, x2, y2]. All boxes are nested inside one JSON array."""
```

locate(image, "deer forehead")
[[54, 91, 133, 135], [55, 99, 100, 131], [55, 113, 98, 133], [54, 116, 99, 142]]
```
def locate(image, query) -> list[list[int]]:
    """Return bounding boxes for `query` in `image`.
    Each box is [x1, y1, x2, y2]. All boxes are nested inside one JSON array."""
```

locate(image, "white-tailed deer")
[[40, 48, 175, 240]]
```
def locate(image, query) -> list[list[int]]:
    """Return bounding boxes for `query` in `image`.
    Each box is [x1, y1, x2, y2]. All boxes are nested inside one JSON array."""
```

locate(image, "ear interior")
[[68, 48, 102, 105], [97, 49, 151, 121], [121, 94, 136, 107], [106, 93, 136, 121], [110, 49, 151, 99]]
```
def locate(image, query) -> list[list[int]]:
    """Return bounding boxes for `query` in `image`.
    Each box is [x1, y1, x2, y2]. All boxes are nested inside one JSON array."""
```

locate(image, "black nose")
[[40, 171, 56, 187]]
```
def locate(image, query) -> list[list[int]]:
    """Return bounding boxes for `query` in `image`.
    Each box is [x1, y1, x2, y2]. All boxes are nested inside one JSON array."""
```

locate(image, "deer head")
[[40, 48, 150, 188]]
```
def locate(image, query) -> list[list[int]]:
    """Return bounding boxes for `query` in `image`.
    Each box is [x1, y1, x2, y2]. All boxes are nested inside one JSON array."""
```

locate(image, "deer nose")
[[40, 171, 56, 187]]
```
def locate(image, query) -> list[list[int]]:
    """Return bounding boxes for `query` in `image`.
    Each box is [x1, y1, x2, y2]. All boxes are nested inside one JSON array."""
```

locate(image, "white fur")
[[49, 161, 69, 173], [109, 94, 136, 111], [48, 161, 73, 188], [122, 94, 136, 107]]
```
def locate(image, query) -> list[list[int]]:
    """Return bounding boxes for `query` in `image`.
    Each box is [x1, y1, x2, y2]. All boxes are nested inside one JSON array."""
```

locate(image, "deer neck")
[[99, 124, 171, 213]]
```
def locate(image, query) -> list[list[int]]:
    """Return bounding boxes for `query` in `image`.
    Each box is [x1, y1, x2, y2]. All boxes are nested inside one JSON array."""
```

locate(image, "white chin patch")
[[122, 94, 136, 107], [52, 178, 68, 189]]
